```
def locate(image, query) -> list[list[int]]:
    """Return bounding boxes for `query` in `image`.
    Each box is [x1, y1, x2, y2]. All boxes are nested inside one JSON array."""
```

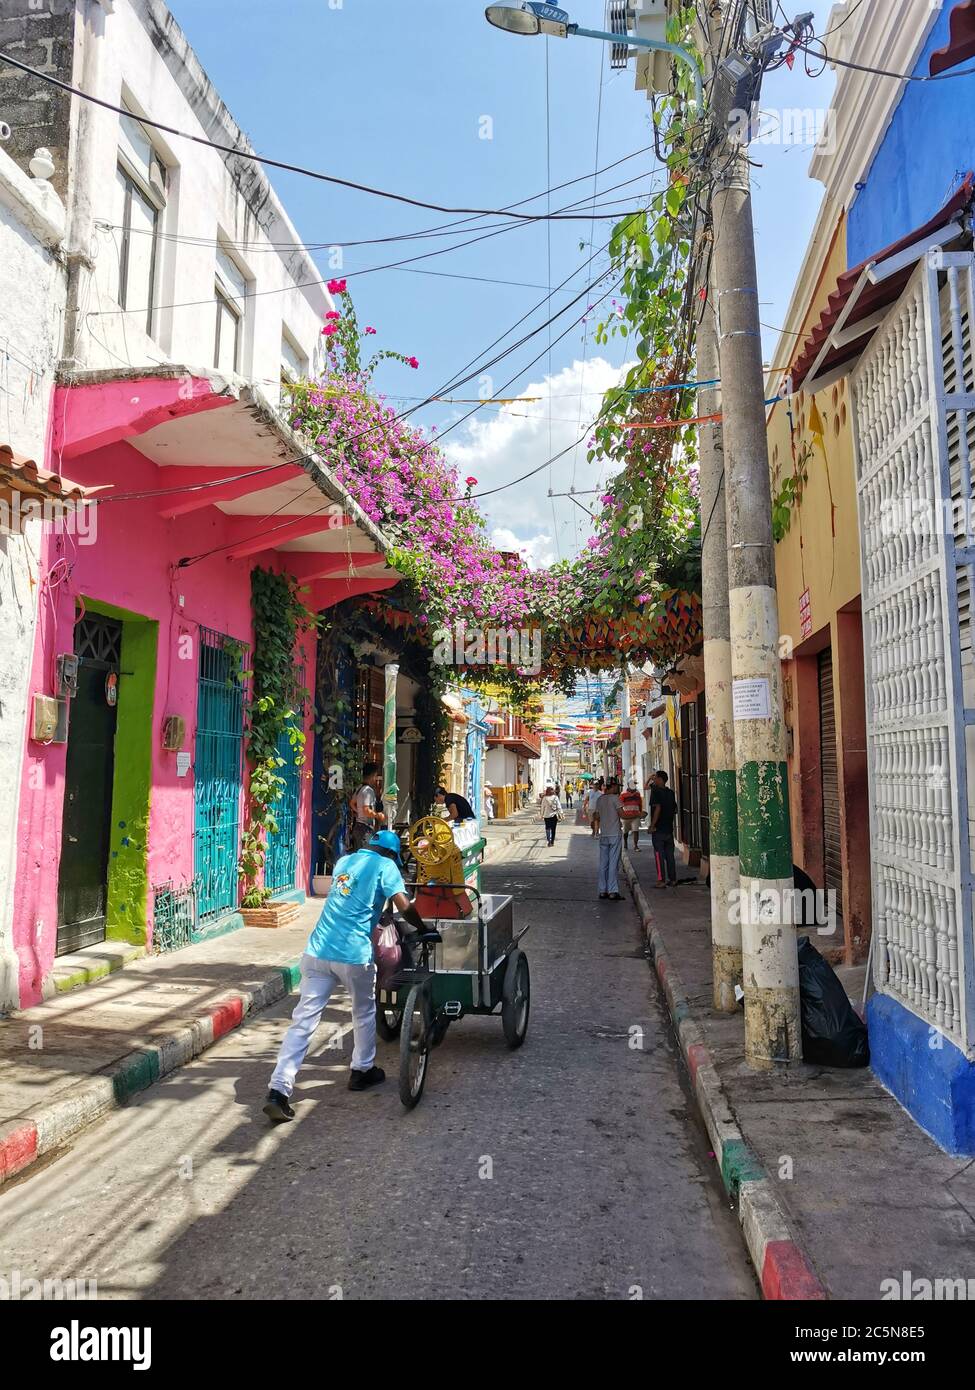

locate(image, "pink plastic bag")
[[373, 918, 402, 986]]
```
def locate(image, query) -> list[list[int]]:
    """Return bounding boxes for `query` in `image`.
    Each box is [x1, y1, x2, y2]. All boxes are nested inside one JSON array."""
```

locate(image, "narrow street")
[[0, 822, 755, 1301]]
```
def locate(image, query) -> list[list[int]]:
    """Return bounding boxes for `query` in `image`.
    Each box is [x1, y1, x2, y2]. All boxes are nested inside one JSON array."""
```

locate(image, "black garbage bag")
[[797, 936, 870, 1067]]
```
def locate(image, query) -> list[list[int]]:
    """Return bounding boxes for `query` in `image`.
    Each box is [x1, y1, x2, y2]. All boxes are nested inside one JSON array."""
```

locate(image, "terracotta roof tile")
[[0, 443, 93, 501], [790, 175, 974, 392]]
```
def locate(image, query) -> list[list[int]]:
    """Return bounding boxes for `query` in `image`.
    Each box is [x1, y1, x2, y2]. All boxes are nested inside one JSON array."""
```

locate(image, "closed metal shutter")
[[818, 648, 843, 917], [678, 695, 710, 855]]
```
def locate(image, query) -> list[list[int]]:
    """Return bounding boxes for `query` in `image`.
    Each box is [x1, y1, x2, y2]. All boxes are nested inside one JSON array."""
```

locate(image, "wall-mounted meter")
[[55, 653, 80, 698]]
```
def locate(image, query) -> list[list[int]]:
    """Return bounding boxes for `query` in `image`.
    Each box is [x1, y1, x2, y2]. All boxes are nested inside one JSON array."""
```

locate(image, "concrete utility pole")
[[706, 15, 801, 1066], [698, 290, 742, 1011]]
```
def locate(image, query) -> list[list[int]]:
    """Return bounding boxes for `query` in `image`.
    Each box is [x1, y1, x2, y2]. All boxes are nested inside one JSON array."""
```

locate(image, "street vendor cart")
[[377, 886, 530, 1108]]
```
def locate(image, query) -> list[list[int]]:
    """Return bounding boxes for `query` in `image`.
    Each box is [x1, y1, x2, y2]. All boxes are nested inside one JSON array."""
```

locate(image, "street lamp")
[[484, 3, 703, 111]]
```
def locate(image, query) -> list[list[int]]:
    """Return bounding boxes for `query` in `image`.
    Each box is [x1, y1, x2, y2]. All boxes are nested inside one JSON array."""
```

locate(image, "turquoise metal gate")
[[194, 627, 249, 923], [264, 725, 301, 894], [265, 669, 305, 895]]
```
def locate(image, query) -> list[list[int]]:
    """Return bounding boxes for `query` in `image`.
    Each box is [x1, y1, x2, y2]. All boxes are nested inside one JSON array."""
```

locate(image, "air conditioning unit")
[[605, 0, 671, 97]]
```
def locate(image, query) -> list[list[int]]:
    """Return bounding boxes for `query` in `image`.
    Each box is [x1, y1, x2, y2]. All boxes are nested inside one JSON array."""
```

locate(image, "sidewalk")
[[623, 845, 975, 1300], [0, 815, 532, 1188]]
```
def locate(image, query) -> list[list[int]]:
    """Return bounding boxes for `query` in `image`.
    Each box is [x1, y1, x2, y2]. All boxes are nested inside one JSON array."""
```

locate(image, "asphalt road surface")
[[0, 822, 757, 1301]]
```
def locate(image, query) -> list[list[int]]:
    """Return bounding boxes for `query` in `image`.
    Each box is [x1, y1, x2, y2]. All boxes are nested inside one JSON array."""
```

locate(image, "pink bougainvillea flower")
[[326, 278, 347, 294], [406, 356, 420, 369], [465, 476, 478, 487], [321, 324, 338, 337], [325, 311, 341, 321], [636, 593, 652, 605], [364, 326, 377, 335]]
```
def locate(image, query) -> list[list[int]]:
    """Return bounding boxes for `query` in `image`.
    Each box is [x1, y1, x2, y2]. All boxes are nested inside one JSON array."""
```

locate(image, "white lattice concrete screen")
[[853, 257, 975, 1050]]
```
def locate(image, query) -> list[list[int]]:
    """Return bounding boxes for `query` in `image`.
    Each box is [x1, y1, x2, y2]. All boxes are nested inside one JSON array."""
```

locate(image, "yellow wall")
[[766, 211, 871, 963], [767, 213, 861, 642]]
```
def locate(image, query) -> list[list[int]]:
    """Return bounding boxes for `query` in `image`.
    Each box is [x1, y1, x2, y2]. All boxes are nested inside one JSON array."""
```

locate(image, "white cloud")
[[490, 526, 557, 570], [443, 357, 632, 561]]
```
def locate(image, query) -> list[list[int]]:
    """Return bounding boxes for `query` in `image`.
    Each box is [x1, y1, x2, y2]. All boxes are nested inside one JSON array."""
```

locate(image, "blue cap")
[[368, 829, 403, 866]]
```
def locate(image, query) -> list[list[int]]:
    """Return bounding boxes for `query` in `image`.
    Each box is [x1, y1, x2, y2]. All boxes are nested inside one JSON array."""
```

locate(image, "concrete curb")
[[621, 849, 827, 1301], [0, 826, 529, 1191], [0, 959, 303, 1190]]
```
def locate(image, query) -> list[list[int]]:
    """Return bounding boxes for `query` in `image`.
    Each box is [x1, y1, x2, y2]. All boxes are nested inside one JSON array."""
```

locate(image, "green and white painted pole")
[[698, 288, 742, 1011], [711, 153, 801, 1068], [383, 661, 399, 830]]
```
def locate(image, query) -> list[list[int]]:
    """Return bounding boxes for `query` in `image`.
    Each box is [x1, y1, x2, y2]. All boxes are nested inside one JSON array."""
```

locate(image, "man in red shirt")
[[619, 779, 644, 852]]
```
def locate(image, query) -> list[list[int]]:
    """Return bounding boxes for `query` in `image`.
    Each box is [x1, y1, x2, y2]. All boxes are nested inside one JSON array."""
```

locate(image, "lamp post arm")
[[568, 25, 704, 112]]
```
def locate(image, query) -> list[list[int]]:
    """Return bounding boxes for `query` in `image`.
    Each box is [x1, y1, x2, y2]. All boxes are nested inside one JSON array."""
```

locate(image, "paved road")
[[0, 823, 756, 1300]]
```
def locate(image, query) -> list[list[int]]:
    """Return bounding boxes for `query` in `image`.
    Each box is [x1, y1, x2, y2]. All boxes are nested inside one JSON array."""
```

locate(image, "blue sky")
[[168, 0, 837, 561]]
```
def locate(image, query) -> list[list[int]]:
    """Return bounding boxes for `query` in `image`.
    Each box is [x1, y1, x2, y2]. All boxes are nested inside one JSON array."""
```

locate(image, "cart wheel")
[[399, 983, 431, 1108], [501, 948, 530, 1049], [376, 998, 403, 1042]]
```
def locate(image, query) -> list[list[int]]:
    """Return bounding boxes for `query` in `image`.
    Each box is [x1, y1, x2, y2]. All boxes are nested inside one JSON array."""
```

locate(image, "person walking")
[[585, 777, 604, 834], [350, 761, 385, 851], [619, 778, 644, 852], [591, 777, 624, 900], [648, 770, 679, 889], [564, 782, 574, 809], [539, 784, 562, 846], [263, 830, 426, 1122], [483, 781, 495, 822]]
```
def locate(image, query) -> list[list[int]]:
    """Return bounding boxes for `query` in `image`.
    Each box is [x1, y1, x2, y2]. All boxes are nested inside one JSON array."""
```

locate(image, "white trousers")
[[269, 953, 377, 1097]]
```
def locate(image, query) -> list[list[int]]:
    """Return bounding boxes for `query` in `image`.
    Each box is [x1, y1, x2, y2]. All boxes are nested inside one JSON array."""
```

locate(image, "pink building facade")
[[11, 369, 397, 1006]]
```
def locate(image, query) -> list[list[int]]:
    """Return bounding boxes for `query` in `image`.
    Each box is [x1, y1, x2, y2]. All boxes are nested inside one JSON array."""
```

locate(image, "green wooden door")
[[56, 617, 122, 954]]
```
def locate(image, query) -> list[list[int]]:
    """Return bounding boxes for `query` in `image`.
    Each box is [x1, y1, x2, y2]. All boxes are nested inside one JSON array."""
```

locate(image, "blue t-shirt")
[[307, 849, 406, 965]]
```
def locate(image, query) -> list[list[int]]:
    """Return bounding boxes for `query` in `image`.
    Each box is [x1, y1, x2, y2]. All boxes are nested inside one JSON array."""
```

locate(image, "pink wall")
[[13, 380, 319, 1005]]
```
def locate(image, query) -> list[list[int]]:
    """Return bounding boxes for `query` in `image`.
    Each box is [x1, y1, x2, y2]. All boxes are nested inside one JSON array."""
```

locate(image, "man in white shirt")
[[591, 778, 624, 900], [350, 762, 385, 851]]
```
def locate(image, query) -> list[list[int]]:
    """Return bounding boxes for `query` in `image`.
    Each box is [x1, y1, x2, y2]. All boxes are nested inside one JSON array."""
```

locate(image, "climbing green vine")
[[583, 3, 704, 621], [239, 568, 316, 908], [772, 440, 813, 542]]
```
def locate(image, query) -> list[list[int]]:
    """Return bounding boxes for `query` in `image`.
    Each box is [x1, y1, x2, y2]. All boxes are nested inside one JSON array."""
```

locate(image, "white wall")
[[74, 0, 330, 394], [485, 747, 518, 788], [0, 147, 68, 1010]]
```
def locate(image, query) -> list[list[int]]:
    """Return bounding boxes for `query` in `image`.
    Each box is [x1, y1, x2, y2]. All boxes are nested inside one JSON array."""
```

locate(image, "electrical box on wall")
[[55, 653, 79, 698], [161, 714, 186, 752], [32, 694, 68, 744]]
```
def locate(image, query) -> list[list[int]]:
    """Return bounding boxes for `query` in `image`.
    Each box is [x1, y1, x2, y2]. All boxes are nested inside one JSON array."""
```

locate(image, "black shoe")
[[348, 1065, 386, 1092], [263, 1089, 295, 1124], [609, 892, 623, 901], [599, 892, 609, 899]]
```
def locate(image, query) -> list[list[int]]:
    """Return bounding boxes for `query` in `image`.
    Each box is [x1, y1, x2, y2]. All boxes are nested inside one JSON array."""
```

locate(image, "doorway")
[[818, 647, 844, 921], [56, 614, 122, 955]]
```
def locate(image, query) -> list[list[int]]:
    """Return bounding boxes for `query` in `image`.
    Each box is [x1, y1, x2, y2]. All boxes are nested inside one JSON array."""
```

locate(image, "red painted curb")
[[762, 1240, 828, 1301], [656, 955, 668, 985], [0, 1120, 38, 1183], [208, 996, 245, 1041], [686, 1042, 709, 1087]]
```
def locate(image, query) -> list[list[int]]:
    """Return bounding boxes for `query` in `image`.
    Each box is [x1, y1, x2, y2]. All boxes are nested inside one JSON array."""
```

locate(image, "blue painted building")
[[828, 2, 975, 1155], [847, 4, 975, 265]]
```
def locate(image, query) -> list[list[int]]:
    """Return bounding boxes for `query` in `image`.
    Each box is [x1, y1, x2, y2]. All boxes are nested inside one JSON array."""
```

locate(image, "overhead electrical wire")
[[91, 149, 659, 257], [86, 169, 660, 320], [0, 48, 650, 220]]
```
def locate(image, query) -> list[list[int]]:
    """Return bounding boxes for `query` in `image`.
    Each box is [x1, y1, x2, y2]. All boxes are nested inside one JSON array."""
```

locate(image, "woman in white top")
[[539, 786, 562, 846]]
